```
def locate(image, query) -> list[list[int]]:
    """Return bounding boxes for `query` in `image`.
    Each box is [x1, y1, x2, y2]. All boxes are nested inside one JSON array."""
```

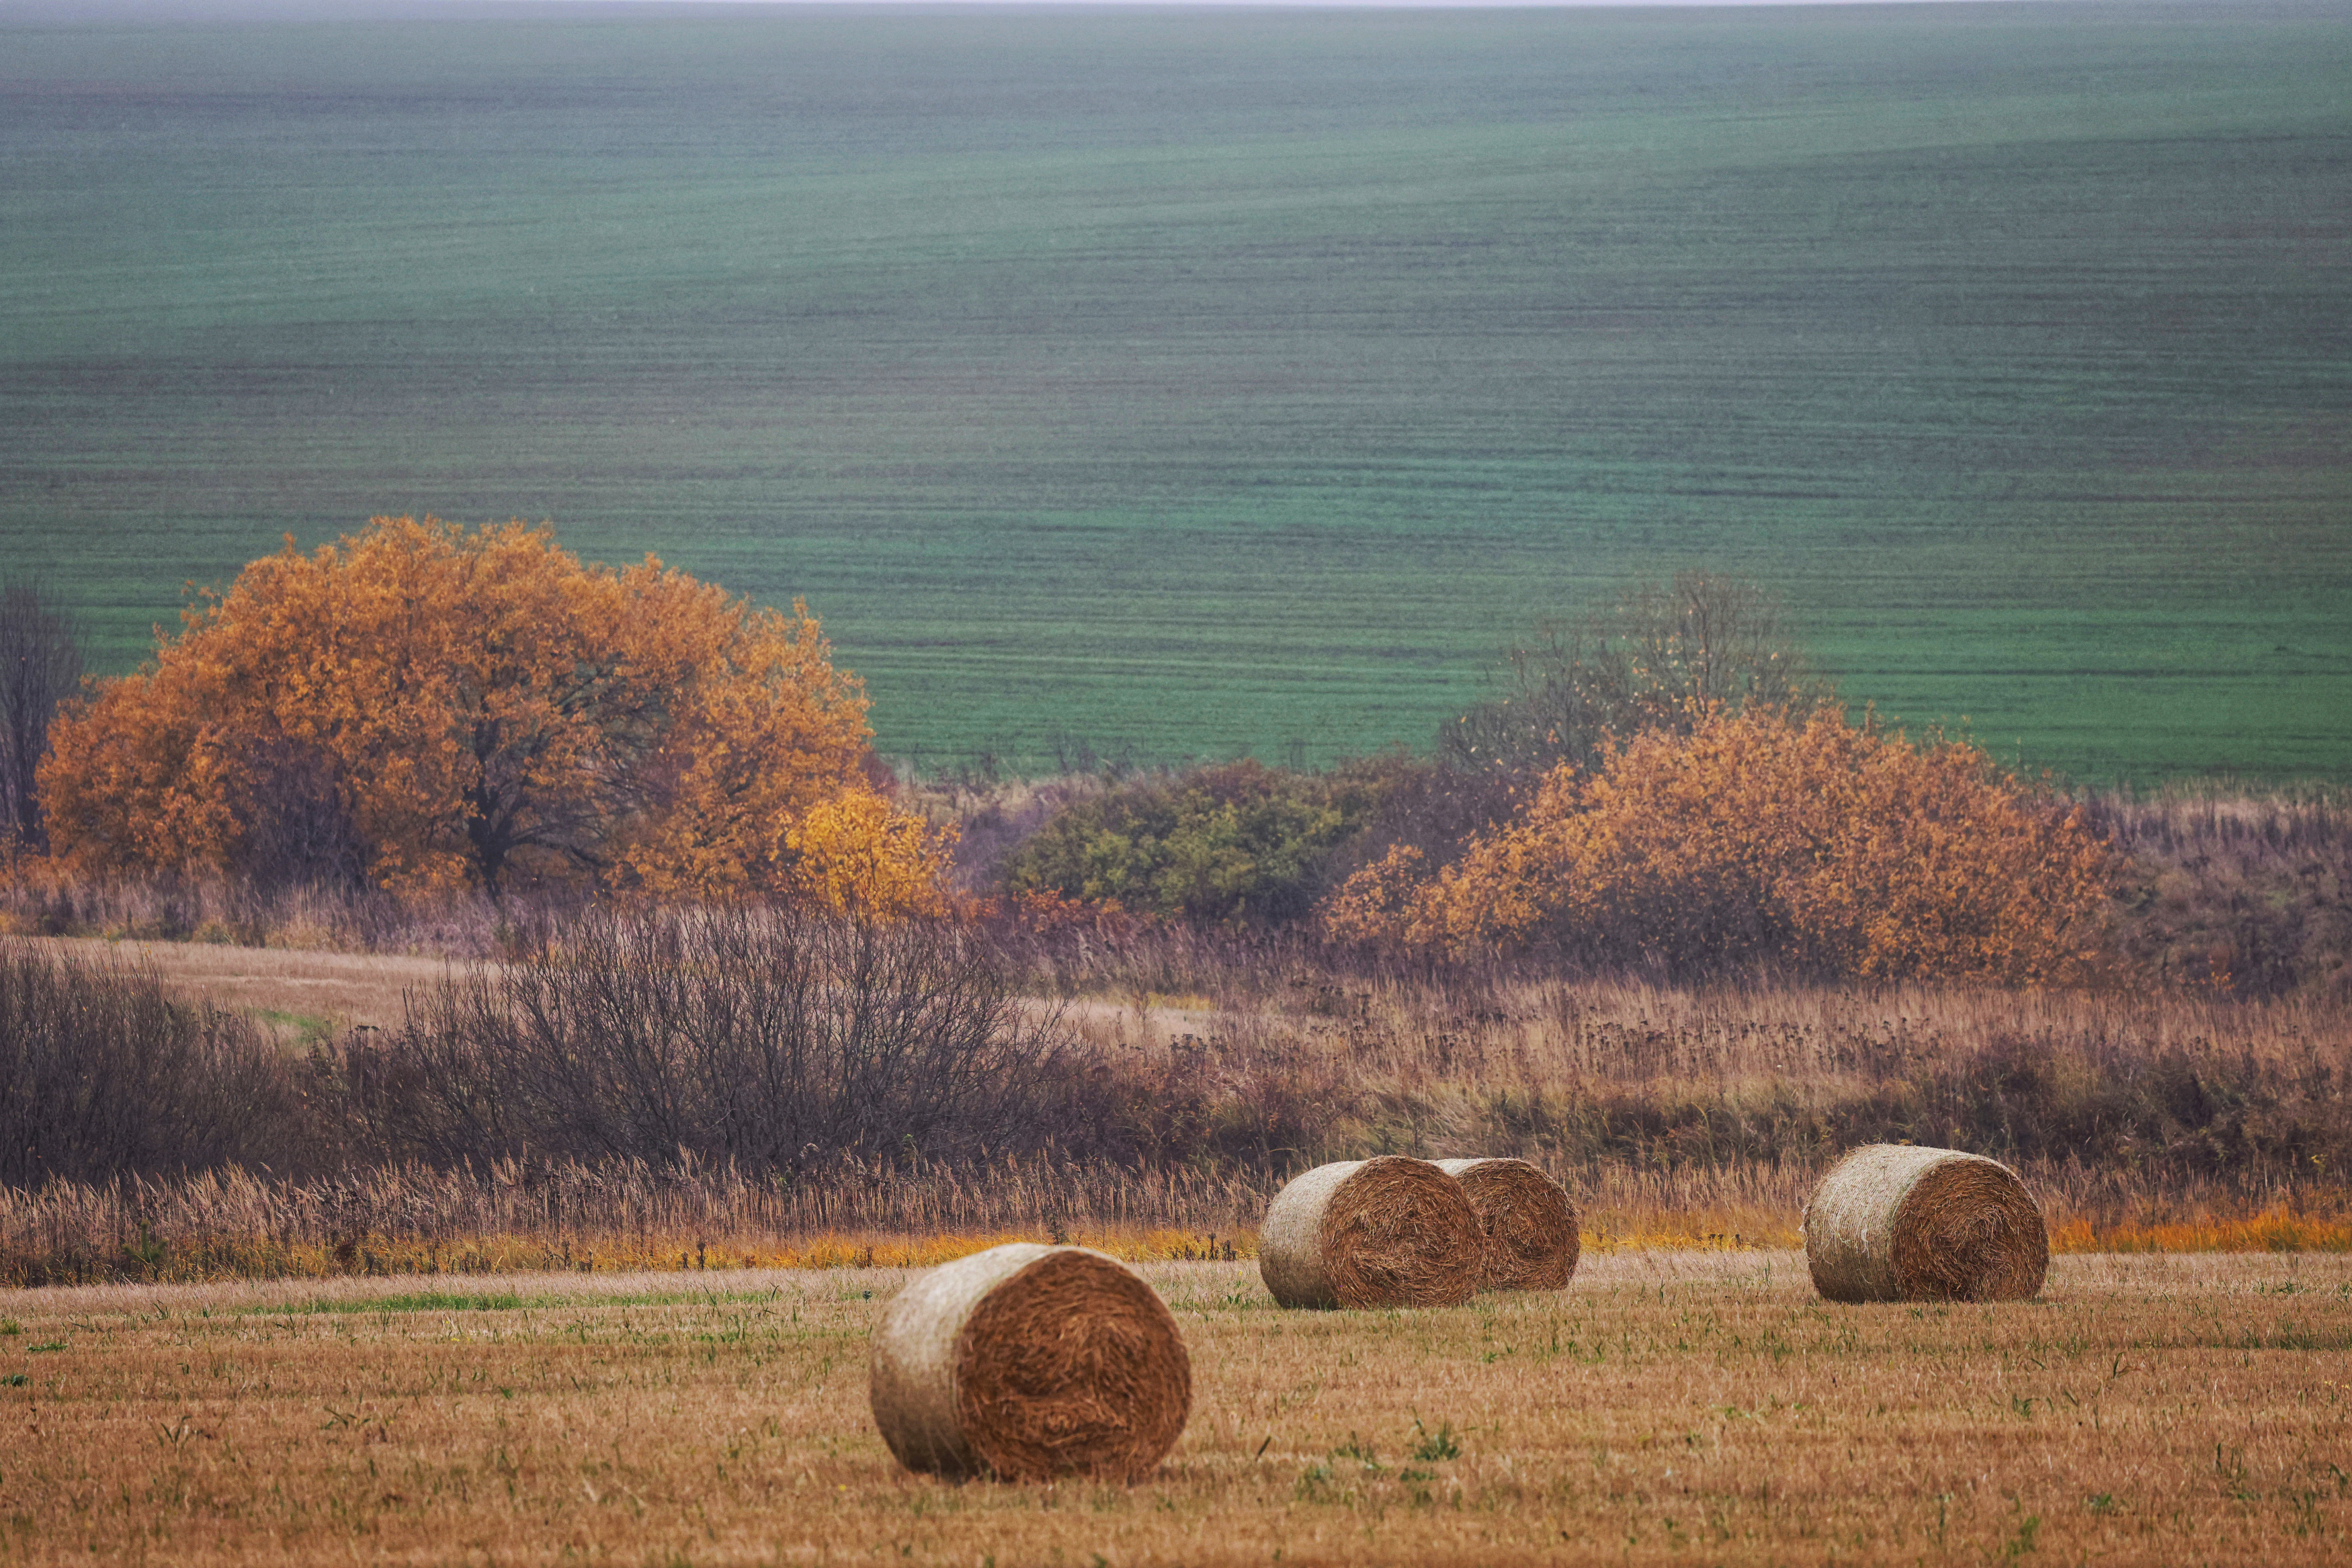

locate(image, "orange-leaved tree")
[[38, 517, 951, 909], [1322, 704, 2117, 984]]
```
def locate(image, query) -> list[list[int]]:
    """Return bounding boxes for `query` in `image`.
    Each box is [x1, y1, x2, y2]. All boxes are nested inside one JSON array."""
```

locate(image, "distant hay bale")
[[868, 1244, 1191, 1481], [1258, 1156, 1483, 1309], [1434, 1158, 1580, 1292], [1804, 1144, 2049, 1303]]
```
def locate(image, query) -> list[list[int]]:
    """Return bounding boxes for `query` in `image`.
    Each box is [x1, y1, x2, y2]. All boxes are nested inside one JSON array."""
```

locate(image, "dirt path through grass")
[[0, 1253, 2343, 1564], [4, 937, 460, 1037]]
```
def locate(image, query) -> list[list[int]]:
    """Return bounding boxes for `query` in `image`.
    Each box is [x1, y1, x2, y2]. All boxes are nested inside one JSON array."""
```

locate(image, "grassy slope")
[[3, 4, 2347, 778]]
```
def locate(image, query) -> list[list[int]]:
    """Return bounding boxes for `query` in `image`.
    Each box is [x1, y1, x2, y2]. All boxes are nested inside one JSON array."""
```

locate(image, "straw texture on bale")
[[1804, 1143, 2049, 1303], [1434, 1157, 1581, 1292], [1258, 1156, 1483, 1309], [868, 1243, 1191, 1481]]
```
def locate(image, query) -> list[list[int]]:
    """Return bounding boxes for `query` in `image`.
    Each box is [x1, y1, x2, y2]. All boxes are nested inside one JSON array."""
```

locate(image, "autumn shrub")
[[1001, 758, 1394, 927], [0, 947, 314, 1184], [36, 517, 950, 910], [334, 906, 1070, 1172], [1325, 704, 2118, 984]]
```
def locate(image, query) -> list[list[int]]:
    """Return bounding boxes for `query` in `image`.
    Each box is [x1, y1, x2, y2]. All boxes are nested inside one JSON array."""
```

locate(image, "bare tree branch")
[[1441, 571, 1829, 776], [0, 580, 84, 855]]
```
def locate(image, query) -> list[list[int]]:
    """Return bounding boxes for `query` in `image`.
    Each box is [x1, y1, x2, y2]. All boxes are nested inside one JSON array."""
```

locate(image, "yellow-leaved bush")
[[1322, 705, 2116, 984], [38, 516, 951, 911]]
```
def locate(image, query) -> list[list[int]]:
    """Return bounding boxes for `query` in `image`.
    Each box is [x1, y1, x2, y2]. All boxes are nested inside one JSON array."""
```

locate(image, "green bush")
[[1001, 760, 1391, 927]]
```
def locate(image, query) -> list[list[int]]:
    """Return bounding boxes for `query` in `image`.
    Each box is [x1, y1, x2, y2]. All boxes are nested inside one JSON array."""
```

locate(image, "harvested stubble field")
[[0, 1253, 2343, 1566]]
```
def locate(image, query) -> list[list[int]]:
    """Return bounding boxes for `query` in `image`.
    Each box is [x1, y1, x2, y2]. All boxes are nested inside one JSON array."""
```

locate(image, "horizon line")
[[0, 0, 2117, 16]]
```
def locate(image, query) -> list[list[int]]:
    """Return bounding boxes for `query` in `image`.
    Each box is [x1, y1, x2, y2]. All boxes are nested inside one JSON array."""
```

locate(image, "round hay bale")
[[868, 1243, 1191, 1481], [1258, 1156, 1484, 1309], [1804, 1143, 2049, 1303], [1433, 1157, 1581, 1292]]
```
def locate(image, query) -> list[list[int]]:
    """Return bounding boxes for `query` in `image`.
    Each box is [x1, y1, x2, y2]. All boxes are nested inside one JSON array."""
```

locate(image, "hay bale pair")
[[869, 1244, 1191, 1482], [1804, 1143, 2048, 1303], [863, 1152, 1582, 1485], [1259, 1155, 1579, 1309]]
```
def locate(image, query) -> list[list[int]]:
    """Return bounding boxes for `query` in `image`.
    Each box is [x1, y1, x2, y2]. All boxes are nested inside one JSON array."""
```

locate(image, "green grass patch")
[[249, 1009, 338, 1045]]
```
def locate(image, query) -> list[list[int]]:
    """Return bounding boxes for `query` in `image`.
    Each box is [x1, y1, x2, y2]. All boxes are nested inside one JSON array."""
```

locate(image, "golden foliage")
[[38, 517, 940, 907], [1325, 704, 2117, 984], [783, 788, 958, 917]]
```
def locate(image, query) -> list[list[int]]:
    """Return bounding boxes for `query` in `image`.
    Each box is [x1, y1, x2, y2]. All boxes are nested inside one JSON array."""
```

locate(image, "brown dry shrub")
[[1323, 704, 2117, 984], [0, 946, 314, 1184], [339, 906, 1066, 1172]]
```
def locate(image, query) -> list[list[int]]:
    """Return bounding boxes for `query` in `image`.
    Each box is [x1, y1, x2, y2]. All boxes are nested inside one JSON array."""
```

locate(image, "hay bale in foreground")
[[1804, 1144, 2049, 1303], [868, 1244, 1191, 1481], [1434, 1157, 1581, 1292], [1258, 1156, 1483, 1309]]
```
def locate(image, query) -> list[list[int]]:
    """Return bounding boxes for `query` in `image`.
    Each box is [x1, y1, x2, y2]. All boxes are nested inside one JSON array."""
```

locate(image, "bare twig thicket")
[[0, 947, 312, 1188], [336, 905, 1068, 1172], [1441, 570, 1828, 777]]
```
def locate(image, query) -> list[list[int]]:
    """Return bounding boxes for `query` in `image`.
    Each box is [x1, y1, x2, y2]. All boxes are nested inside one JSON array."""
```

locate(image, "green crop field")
[[3, 1, 2347, 781]]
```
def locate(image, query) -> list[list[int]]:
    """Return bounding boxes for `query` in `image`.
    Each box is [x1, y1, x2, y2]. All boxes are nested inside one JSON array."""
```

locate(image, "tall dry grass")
[[1041, 962, 2352, 1193], [0, 863, 517, 955], [1, 1145, 2338, 1291], [2, 844, 2349, 1285], [2089, 787, 2352, 1000], [0, 1153, 1271, 1287]]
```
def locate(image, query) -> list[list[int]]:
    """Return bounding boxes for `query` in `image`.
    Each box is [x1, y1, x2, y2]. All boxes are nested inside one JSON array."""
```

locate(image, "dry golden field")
[[0, 1252, 2343, 1566]]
